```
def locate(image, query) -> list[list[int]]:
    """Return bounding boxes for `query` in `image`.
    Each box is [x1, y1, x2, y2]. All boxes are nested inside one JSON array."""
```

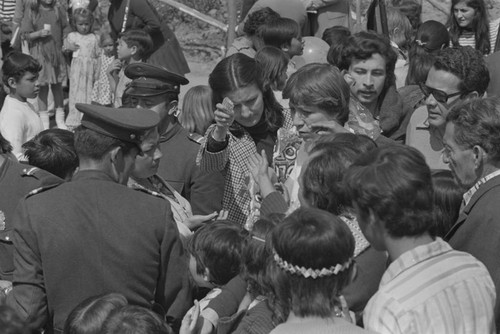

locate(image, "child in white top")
[[63, 8, 99, 130], [0, 52, 43, 161]]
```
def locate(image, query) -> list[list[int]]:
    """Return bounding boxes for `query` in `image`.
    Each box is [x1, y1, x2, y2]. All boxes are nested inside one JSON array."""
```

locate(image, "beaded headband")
[[273, 250, 352, 279]]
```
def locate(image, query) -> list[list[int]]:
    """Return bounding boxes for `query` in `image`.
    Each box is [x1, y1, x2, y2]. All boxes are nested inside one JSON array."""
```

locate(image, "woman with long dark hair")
[[197, 53, 291, 226], [449, 0, 499, 55]]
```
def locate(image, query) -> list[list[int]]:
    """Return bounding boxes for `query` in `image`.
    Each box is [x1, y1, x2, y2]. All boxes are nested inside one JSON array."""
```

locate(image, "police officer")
[[124, 63, 224, 216], [7, 104, 190, 333]]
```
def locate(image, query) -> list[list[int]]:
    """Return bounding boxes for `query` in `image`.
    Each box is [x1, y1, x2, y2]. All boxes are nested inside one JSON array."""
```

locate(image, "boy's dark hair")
[[188, 220, 247, 286], [322, 25, 350, 47], [119, 30, 153, 60], [103, 305, 172, 334], [433, 47, 489, 97], [74, 127, 137, 162], [64, 293, 128, 334], [260, 17, 300, 49], [345, 145, 434, 238], [338, 31, 398, 92], [254, 46, 289, 87], [22, 129, 79, 180], [243, 7, 280, 37], [2, 51, 41, 86], [0, 131, 12, 154]]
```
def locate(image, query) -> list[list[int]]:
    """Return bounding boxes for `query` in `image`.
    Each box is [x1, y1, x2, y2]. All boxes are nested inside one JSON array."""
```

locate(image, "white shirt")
[[0, 96, 43, 160]]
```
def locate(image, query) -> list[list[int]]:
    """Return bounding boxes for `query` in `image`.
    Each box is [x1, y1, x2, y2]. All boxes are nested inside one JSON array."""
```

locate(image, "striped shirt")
[[364, 238, 496, 334], [0, 0, 16, 20], [456, 18, 500, 54]]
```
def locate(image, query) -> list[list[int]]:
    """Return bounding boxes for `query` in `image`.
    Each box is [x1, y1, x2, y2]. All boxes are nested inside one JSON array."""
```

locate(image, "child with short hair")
[[91, 31, 115, 106], [269, 207, 368, 334], [0, 51, 43, 160], [22, 128, 78, 180], [260, 17, 304, 60], [107, 29, 152, 107], [178, 85, 214, 138], [63, 7, 99, 130], [187, 221, 247, 310]]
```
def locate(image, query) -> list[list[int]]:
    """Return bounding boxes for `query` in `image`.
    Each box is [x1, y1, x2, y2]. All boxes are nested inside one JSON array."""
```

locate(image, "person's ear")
[[130, 45, 138, 56], [109, 146, 125, 181], [464, 91, 480, 100], [167, 100, 178, 116], [281, 43, 289, 53], [472, 145, 486, 170], [7, 77, 17, 89], [343, 71, 355, 87], [203, 267, 211, 282]]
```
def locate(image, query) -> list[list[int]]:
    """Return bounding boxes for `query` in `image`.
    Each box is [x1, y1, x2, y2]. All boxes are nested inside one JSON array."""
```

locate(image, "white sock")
[[39, 110, 50, 130], [55, 108, 67, 130]]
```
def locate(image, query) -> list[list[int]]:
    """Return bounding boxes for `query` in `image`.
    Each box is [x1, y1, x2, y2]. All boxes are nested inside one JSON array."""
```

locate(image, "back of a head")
[[64, 293, 128, 334], [22, 129, 78, 180], [433, 47, 489, 96], [386, 7, 413, 51], [179, 85, 213, 135], [260, 17, 300, 49], [188, 220, 247, 286], [103, 306, 171, 334], [412, 20, 449, 56], [431, 170, 463, 238], [283, 63, 350, 125], [301, 142, 360, 215], [254, 46, 289, 87], [322, 25, 351, 47], [271, 207, 355, 317], [243, 7, 280, 37], [119, 29, 153, 60], [389, 0, 422, 31], [338, 31, 398, 89], [345, 145, 434, 238]]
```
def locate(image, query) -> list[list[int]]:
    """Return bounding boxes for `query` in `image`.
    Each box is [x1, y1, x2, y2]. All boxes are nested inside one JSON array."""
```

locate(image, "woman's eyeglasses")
[[419, 83, 464, 104]]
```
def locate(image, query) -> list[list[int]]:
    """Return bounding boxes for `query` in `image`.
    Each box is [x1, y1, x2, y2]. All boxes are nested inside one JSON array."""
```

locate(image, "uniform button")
[[5, 236, 9, 241]]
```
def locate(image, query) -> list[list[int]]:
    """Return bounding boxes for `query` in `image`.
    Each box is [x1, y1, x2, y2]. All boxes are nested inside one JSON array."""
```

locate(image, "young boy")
[[107, 29, 152, 108], [345, 145, 496, 333], [187, 221, 247, 310], [0, 51, 43, 160]]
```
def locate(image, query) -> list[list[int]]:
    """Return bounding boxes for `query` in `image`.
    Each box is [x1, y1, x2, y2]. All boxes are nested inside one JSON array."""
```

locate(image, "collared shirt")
[[463, 170, 500, 207], [406, 106, 448, 170], [364, 238, 496, 334]]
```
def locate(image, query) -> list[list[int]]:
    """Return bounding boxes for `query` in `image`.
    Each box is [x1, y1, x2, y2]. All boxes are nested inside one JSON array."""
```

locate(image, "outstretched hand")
[[180, 300, 201, 334]]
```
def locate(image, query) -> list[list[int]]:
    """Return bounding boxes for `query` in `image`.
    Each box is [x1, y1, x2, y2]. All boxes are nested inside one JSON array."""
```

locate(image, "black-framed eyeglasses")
[[419, 83, 464, 104]]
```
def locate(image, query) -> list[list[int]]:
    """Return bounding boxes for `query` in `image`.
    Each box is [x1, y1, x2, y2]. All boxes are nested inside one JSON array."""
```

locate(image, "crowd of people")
[[1, 0, 500, 333]]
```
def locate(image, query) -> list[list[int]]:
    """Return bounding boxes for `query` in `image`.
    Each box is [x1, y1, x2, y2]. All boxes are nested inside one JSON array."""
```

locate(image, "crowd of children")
[[2, 0, 500, 333]]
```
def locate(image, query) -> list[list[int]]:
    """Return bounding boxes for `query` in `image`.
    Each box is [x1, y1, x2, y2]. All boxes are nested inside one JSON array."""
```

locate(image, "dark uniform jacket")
[[157, 123, 224, 215], [0, 155, 62, 280], [446, 175, 500, 330], [7, 170, 190, 333]]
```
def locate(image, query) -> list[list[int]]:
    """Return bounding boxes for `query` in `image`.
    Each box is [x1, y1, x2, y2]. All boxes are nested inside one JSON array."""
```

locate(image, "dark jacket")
[[7, 170, 189, 332]]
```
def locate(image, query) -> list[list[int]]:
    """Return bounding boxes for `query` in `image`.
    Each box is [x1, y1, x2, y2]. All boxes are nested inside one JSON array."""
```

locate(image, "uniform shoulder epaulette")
[[22, 167, 62, 182], [26, 183, 61, 198], [187, 132, 204, 145]]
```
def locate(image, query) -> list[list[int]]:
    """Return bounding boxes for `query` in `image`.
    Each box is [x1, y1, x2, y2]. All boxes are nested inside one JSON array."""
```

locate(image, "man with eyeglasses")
[[406, 47, 489, 170]]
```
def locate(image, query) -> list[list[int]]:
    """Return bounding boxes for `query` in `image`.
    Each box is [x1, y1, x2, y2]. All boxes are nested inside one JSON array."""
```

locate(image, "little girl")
[[91, 32, 115, 107], [178, 85, 214, 139], [269, 207, 368, 334], [20, 0, 71, 130], [63, 7, 98, 130]]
